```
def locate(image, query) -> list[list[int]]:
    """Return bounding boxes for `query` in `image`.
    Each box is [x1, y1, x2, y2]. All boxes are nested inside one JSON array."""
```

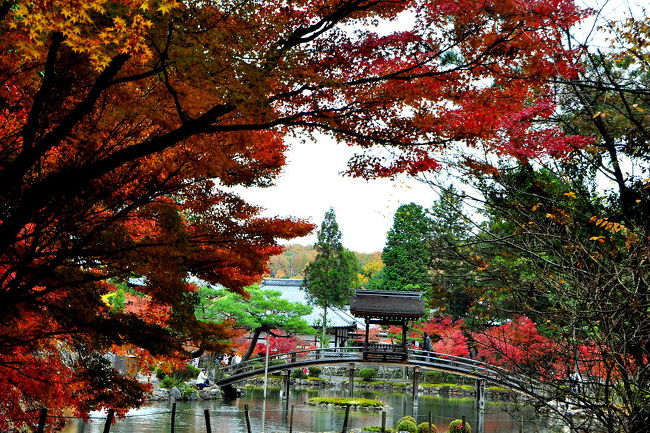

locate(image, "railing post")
[[348, 362, 355, 398], [381, 411, 387, 433], [412, 366, 420, 406]]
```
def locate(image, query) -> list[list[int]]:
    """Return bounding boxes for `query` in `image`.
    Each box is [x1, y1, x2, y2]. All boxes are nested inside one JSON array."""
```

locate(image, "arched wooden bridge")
[[216, 346, 546, 399]]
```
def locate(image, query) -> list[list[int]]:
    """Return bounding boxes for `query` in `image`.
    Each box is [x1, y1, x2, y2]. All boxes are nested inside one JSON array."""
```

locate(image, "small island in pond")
[[306, 397, 385, 410]]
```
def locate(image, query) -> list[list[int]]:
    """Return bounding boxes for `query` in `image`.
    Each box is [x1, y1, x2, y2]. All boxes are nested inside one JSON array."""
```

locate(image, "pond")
[[62, 387, 551, 433]]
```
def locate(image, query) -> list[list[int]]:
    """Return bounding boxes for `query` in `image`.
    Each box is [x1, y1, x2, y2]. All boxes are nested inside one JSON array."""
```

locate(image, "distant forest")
[[268, 244, 381, 280]]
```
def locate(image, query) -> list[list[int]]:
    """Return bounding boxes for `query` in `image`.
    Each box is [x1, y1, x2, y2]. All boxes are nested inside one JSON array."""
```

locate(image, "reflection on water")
[[62, 387, 548, 433]]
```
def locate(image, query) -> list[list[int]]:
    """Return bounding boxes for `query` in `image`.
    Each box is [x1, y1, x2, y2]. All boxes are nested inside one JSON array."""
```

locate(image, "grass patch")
[[487, 386, 511, 392], [307, 397, 384, 408], [305, 377, 331, 382], [419, 383, 474, 391], [358, 380, 407, 388]]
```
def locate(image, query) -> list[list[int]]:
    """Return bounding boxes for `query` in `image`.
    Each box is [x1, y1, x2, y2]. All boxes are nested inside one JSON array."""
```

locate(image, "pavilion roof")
[[349, 290, 425, 322]]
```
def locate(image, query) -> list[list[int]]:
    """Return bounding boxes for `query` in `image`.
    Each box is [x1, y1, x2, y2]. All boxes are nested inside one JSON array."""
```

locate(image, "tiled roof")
[[350, 290, 425, 320], [261, 278, 363, 329]]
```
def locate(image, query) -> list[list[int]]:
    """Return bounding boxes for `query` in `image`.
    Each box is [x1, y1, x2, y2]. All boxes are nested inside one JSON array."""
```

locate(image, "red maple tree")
[[472, 316, 556, 374], [0, 0, 588, 428]]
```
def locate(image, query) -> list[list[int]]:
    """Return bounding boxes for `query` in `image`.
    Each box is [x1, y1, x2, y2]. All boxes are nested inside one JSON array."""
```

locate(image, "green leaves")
[[196, 285, 313, 334]]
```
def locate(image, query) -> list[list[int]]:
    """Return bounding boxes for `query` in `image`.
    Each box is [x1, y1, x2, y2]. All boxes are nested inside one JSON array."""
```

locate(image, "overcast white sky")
[[235, 134, 436, 253], [235, 0, 639, 254]]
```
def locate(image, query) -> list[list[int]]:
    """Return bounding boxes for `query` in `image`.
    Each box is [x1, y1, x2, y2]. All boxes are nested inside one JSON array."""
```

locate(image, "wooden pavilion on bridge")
[[349, 290, 425, 361]]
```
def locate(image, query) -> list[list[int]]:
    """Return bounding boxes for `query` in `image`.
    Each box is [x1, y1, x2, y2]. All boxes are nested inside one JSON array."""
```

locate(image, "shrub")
[[417, 422, 439, 433], [359, 368, 377, 381], [362, 427, 396, 433], [308, 367, 322, 377], [396, 420, 417, 433], [160, 376, 175, 389], [448, 419, 471, 433], [397, 416, 417, 425], [291, 369, 307, 379], [154, 367, 167, 381]]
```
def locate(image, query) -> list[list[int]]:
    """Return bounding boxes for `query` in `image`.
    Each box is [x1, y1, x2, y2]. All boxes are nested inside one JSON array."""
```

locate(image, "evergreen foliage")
[[303, 208, 358, 344], [374, 203, 432, 291]]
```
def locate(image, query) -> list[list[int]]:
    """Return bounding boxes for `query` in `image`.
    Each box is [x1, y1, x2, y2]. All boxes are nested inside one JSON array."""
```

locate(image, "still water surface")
[[62, 387, 548, 433]]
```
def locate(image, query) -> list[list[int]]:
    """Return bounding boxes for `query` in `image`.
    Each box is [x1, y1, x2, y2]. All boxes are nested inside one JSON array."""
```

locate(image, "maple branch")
[[21, 32, 64, 150], [0, 53, 131, 193]]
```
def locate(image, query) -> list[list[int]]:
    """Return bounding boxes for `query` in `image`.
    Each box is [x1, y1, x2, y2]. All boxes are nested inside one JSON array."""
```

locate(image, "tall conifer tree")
[[374, 203, 432, 291], [303, 208, 358, 346]]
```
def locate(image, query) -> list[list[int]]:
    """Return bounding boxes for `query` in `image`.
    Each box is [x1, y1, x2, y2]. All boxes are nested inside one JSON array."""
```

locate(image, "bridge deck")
[[215, 347, 546, 399]]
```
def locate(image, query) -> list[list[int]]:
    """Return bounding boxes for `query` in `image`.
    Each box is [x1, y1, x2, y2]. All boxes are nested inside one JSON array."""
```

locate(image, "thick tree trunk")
[[321, 307, 328, 348], [241, 327, 264, 362]]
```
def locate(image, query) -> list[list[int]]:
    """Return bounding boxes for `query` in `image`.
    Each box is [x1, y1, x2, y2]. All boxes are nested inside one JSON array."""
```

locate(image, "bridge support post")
[[475, 379, 486, 411], [476, 407, 485, 433], [475, 379, 486, 433], [412, 366, 420, 406], [348, 363, 355, 398], [282, 369, 290, 401]]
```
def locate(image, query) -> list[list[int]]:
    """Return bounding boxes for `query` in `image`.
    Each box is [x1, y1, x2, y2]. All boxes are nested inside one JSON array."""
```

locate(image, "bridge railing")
[[220, 347, 363, 377], [218, 346, 545, 397], [407, 349, 546, 395]]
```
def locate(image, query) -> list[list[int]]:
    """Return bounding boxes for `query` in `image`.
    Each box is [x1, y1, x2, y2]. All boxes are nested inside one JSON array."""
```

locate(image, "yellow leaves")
[[8, 0, 166, 71], [631, 104, 645, 113], [531, 202, 542, 211], [563, 191, 577, 199], [589, 236, 606, 243], [100, 291, 119, 306], [590, 216, 627, 234], [158, 0, 182, 14]]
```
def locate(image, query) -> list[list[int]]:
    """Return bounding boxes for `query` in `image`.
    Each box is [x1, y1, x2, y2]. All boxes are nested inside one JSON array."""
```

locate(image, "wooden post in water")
[[103, 409, 115, 433], [170, 403, 176, 433], [204, 409, 212, 433], [348, 363, 355, 398], [289, 404, 294, 433], [381, 411, 387, 433], [36, 408, 47, 433], [244, 404, 252, 433], [412, 366, 420, 406], [428, 411, 433, 433], [341, 405, 350, 433], [461, 415, 466, 432]]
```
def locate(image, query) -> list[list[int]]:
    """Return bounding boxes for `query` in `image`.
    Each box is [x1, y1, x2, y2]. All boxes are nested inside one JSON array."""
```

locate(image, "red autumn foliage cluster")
[[472, 316, 555, 371], [0, 0, 592, 427]]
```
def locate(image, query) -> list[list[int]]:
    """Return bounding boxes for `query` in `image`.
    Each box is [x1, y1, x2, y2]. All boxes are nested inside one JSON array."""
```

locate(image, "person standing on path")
[[423, 332, 431, 361]]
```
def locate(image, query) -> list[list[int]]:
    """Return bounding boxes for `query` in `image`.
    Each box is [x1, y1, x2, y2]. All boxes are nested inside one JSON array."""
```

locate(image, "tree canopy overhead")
[[0, 0, 588, 427]]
